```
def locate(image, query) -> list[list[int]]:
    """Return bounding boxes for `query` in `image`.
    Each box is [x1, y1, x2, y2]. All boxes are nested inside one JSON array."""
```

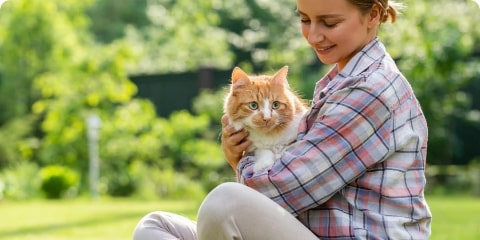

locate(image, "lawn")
[[0, 197, 201, 240], [0, 195, 478, 239], [427, 195, 480, 240]]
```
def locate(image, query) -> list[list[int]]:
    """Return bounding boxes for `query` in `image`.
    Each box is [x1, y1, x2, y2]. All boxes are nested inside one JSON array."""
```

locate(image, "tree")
[[380, 0, 480, 165], [0, 0, 227, 197], [121, 0, 233, 74], [0, 0, 94, 167], [86, 0, 150, 43], [1, 0, 480, 200], [0, 0, 92, 124], [87, 0, 480, 165]]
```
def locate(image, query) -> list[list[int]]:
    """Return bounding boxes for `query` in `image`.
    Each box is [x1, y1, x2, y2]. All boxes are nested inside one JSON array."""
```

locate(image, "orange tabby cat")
[[224, 66, 308, 172]]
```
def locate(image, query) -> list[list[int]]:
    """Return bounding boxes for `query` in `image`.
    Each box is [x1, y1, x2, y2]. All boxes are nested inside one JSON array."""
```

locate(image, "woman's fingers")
[[220, 115, 251, 170]]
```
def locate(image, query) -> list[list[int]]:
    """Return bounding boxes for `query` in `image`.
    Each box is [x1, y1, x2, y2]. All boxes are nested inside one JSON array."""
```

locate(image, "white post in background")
[[86, 114, 101, 200]]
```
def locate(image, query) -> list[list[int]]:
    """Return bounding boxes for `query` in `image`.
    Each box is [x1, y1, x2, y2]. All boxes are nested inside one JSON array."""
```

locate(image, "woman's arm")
[[239, 84, 393, 216]]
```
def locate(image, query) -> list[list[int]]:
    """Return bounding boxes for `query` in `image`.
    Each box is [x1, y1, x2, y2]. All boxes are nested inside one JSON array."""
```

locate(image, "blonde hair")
[[347, 0, 404, 23]]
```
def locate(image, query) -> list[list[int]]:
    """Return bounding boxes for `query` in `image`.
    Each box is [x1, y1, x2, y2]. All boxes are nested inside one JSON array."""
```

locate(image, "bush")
[[150, 168, 206, 200], [0, 162, 41, 200], [129, 161, 206, 200], [105, 170, 137, 197], [425, 164, 480, 196], [0, 116, 37, 168], [40, 165, 79, 199]]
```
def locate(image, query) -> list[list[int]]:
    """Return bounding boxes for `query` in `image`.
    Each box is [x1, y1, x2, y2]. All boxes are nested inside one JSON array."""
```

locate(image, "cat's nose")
[[262, 110, 272, 124]]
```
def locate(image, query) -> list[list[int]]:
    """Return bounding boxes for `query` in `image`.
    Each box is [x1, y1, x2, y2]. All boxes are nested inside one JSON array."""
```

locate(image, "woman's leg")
[[133, 211, 197, 240], [197, 182, 318, 240]]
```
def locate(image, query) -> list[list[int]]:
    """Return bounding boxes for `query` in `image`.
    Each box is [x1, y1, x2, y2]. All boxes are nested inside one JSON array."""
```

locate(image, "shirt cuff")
[[236, 156, 255, 182]]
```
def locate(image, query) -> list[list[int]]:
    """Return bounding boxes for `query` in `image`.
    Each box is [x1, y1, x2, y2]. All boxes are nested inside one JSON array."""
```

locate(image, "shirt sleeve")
[[238, 82, 393, 216]]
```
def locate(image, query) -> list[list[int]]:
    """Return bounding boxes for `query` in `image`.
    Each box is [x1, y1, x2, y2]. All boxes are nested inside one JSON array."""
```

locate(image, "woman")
[[134, 0, 432, 239]]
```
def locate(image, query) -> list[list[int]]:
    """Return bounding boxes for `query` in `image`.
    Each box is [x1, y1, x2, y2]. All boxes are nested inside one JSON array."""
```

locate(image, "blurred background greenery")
[[0, 0, 480, 239], [0, 0, 479, 238]]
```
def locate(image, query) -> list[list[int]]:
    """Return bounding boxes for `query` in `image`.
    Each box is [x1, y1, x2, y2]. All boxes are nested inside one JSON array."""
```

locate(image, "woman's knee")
[[197, 182, 250, 239], [197, 182, 246, 223], [133, 211, 164, 240], [133, 211, 197, 240]]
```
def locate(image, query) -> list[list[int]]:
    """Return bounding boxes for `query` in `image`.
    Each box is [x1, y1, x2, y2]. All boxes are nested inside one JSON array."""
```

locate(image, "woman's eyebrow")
[[296, 9, 342, 19]]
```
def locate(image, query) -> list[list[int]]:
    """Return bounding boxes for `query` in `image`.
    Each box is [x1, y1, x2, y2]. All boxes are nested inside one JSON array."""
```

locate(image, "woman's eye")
[[323, 21, 338, 28], [300, 18, 310, 24], [272, 101, 280, 109], [248, 102, 258, 110]]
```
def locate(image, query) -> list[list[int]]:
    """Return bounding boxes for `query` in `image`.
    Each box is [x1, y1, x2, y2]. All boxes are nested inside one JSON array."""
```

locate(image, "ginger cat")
[[224, 66, 308, 172]]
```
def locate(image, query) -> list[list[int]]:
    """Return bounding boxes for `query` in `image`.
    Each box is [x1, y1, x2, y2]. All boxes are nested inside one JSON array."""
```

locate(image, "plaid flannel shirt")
[[238, 38, 432, 239]]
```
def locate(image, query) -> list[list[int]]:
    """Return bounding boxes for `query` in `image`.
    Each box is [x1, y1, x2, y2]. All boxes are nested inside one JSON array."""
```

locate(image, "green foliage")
[[122, 0, 233, 74], [105, 169, 137, 197], [40, 165, 79, 199], [98, 106, 225, 197], [380, 0, 480, 165], [192, 89, 227, 124], [86, 0, 150, 43], [130, 162, 206, 200], [2, 0, 147, 195], [0, 162, 41, 200], [32, 44, 139, 171], [1, 0, 479, 200], [426, 164, 480, 196], [150, 168, 205, 200], [101, 100, 163, 166], [157, 111, 225, 177], [0, 116, 38, 168], [0, 0, 92, 124], [218, 0, 313, 72], [98, 100, 164, 197]]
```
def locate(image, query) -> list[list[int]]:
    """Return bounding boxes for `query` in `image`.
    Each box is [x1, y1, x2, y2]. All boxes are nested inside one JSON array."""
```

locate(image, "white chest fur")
[[244, 112, 304, 172]]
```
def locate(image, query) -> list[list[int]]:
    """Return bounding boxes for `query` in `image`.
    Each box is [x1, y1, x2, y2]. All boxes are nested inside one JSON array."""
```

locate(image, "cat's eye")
[[248, 102, 258, 110], [272, 101, 280, 109]]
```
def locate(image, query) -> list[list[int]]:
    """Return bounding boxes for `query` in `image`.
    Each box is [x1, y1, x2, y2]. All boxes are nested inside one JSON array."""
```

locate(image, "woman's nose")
[[306, 24, 325, 45]]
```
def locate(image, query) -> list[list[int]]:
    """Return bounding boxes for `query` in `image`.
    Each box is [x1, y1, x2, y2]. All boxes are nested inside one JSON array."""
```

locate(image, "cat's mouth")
[[255, 122, 278, 132]]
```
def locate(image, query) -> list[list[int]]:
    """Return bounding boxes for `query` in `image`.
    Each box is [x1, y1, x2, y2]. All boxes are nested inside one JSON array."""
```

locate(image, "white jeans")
[[133, 182, 318, 240]]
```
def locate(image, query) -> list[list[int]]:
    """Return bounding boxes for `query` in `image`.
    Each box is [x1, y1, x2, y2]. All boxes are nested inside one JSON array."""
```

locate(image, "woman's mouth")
[[316, 45, 335, 54]]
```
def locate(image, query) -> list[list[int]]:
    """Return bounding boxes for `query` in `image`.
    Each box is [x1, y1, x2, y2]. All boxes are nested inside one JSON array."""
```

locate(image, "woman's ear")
[[368, 4, 382, 27]]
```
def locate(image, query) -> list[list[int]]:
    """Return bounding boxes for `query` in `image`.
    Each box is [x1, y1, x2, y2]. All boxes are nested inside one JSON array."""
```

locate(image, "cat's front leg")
[[253, 149, 275, 172]]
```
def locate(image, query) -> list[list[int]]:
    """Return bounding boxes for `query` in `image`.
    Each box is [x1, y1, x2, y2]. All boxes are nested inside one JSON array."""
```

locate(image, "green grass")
[[427, 195, 480, 240], [0, 198, 201, 240], [0, 195, 478, 239]]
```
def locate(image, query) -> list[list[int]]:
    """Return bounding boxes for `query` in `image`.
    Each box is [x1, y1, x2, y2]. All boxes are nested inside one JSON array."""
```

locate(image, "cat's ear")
[[272, 66, 290, 88], [231, 67, 251, 87]]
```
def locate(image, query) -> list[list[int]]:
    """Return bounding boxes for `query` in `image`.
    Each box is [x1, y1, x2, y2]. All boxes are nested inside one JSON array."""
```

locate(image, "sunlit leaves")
[[124, 0, 232, 74], [380, 0, 480, 164]]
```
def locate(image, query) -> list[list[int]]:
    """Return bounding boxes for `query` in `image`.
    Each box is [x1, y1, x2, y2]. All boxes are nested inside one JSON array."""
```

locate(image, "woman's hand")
[[221, 115, 252, 171]]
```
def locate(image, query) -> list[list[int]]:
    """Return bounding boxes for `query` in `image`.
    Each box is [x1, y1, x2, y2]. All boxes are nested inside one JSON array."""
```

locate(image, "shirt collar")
[[338, 37, 385, 78], [313, 37, 387, 104]]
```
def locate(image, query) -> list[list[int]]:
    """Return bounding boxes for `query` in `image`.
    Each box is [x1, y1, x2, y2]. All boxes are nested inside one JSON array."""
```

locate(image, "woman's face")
[[296, 0, 379, 70]]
